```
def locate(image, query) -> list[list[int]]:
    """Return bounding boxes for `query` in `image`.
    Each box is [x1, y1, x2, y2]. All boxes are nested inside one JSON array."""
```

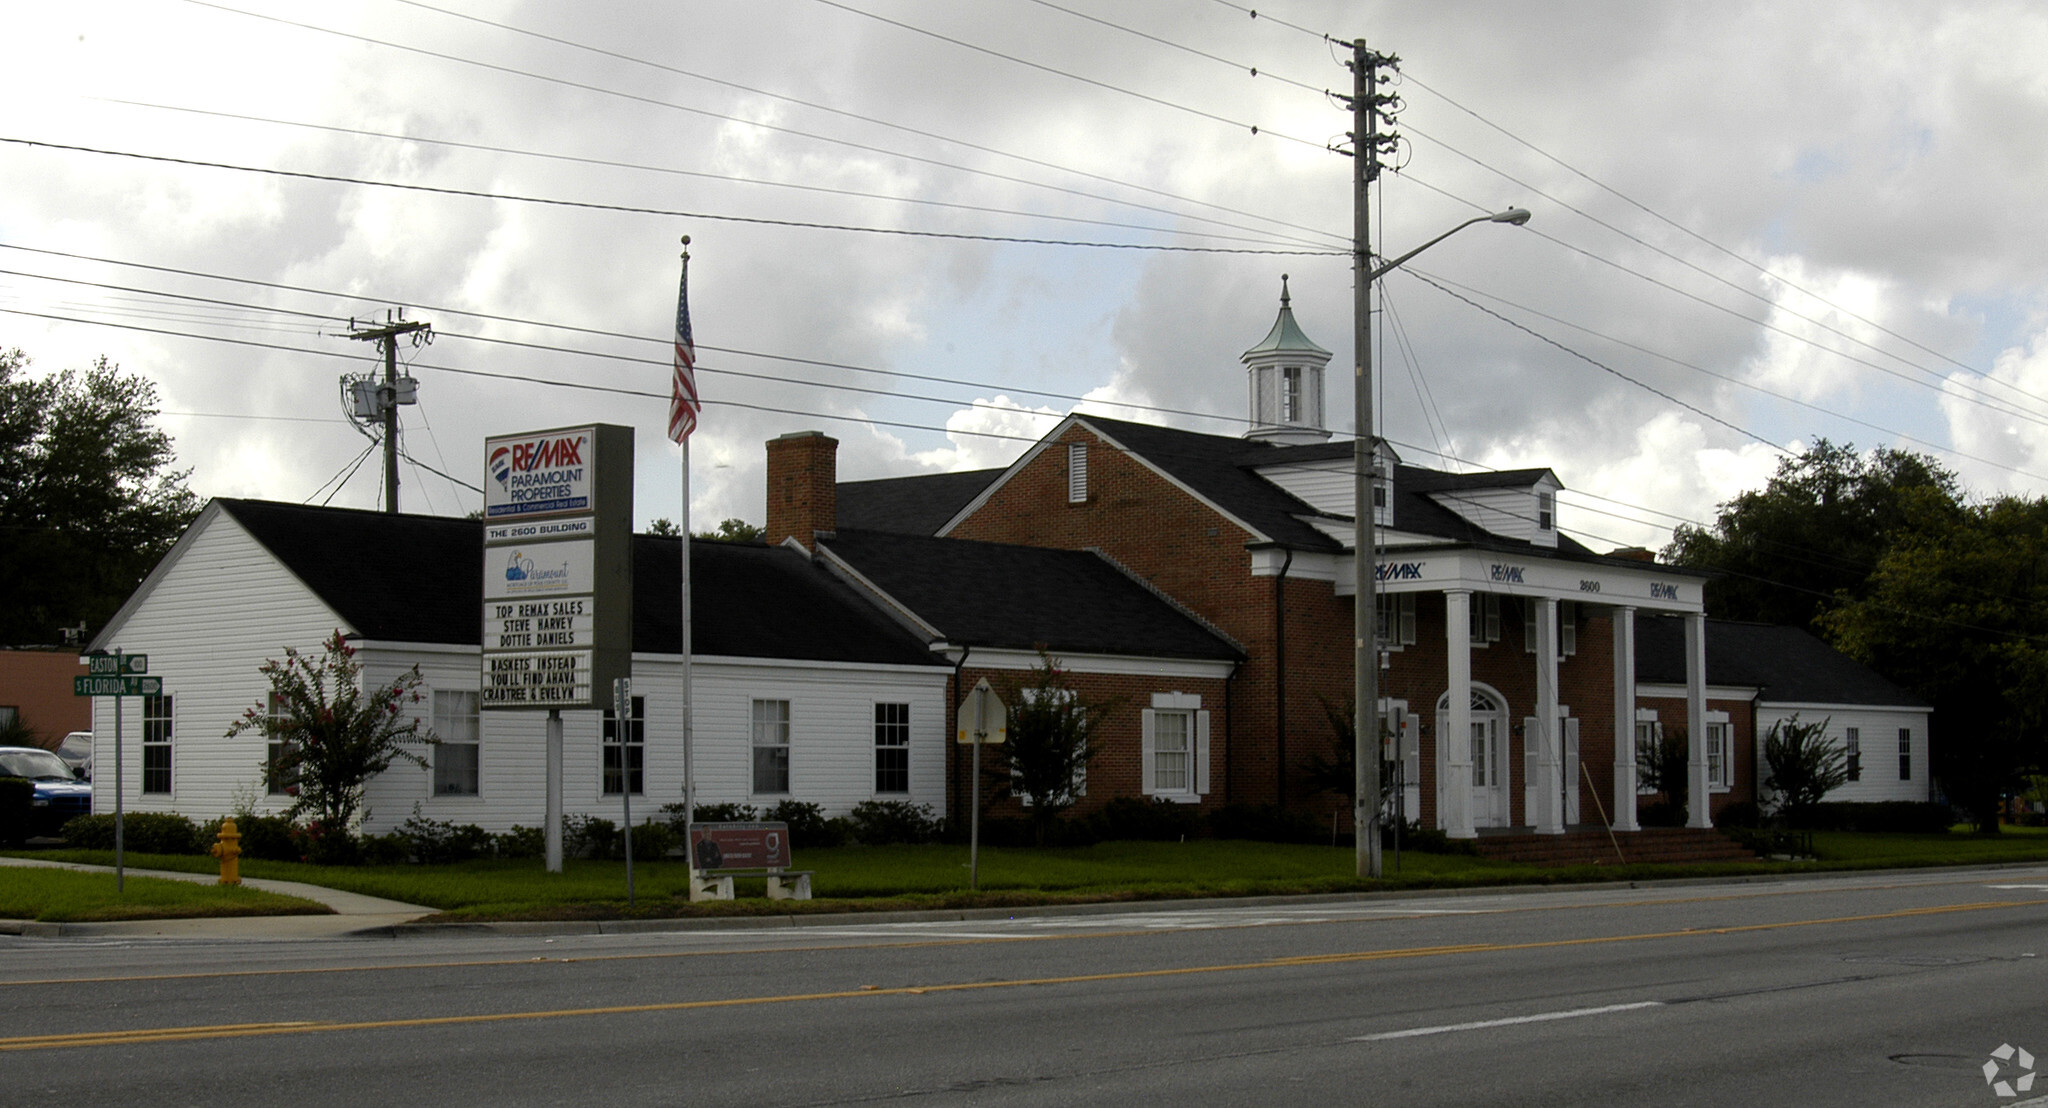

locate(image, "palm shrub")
[[1763, 715, 1848, 828]]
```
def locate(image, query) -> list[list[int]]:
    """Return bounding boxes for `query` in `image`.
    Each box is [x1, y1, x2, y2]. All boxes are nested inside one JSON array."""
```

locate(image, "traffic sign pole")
[[113, 650, 124, 893]]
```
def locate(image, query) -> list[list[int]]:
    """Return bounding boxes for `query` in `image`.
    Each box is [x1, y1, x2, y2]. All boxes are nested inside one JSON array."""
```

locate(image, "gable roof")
[[837, 468, 1002, 534], [1635, 616, 1929, 708], [819, 529, 1243, 661], [211, 500, 940, 666], [1058, 415, 1342, 550]]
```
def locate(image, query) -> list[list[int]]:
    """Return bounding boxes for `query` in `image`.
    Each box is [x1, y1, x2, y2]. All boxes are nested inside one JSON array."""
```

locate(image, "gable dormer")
[[1428, 470, 1562, 548], [1242, 276, 1333, 445]]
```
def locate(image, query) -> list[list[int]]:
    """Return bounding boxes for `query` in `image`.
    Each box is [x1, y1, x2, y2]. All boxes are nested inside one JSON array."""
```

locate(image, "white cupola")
[[1241, 275, 1333, 444]]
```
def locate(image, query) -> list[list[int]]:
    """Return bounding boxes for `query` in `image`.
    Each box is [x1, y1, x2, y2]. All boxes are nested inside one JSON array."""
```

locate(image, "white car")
[[54, 731, 92, 781]]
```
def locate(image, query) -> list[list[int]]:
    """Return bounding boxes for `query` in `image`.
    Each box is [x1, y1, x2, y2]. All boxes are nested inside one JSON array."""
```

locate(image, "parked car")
[[0, 746, 92, 839], [54, 731, 93, 781]]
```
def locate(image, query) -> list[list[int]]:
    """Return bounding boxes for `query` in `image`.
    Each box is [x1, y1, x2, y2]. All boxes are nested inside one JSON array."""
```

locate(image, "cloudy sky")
[[5, 0, 2046, 551]]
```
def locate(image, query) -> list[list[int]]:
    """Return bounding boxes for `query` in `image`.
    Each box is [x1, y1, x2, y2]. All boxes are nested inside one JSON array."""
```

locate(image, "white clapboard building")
[[85, 499, 951, 833]]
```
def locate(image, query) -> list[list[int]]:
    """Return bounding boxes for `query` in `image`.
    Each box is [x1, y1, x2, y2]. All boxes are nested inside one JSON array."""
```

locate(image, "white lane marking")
[[1349, 1001, 1664, 1042], [1989, 885, 2048, 890]]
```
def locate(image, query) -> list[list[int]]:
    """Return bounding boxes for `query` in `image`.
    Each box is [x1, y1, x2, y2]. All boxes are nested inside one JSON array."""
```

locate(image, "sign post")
[[615, 676, 633, 907], [479, 424, 634, 873], [74, 649, 154, 892], [956, 677, 1006, 891]]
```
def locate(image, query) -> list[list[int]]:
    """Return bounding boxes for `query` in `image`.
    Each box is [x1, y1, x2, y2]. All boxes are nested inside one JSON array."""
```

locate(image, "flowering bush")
[[226, 631, 433, 850]]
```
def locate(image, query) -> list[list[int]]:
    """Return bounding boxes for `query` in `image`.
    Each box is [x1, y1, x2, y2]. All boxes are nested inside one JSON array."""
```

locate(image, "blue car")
[[0, 746, 93, 841]]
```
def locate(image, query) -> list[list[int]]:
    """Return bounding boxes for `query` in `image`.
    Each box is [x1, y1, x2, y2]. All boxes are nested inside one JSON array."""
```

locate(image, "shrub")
[[0, 777, 28, 847], [1385, 820, 1478, 855], [1808, 801, 1957, 834], [198, 814, 303, 862], [494, 825, 546, 859], [847, 800, 942, 845], [1206, 803, 1325, 844], [358, 832, 410, 865], [1637, 800, 1688, 828], [60, 812, 205, 854], [300, 821, 360, 865], [562, 814, 617, 859], [396, 812, 494, 864], [625, 819, 677, 861], [1762, 715, 1847, 827], [660, 802, 760, 835], [1715, 801, 1764, 829], [761, 800, 842, 848], [1084, 797, 1203, 843]]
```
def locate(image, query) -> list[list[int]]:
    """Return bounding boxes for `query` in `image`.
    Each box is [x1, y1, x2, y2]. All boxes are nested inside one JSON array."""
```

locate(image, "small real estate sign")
[[479, 424, 633, 711]]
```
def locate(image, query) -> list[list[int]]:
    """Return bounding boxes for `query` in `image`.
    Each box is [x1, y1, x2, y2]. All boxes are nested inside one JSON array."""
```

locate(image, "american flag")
[[667, 253, 700, 443]]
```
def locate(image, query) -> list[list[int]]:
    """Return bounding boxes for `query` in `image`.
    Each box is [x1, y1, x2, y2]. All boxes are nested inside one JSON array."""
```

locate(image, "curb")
[[369, 857, 2048, 939]]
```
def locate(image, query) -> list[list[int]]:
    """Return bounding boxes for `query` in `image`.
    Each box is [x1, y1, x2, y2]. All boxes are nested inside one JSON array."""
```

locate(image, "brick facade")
[[765, 431, 838, 551]]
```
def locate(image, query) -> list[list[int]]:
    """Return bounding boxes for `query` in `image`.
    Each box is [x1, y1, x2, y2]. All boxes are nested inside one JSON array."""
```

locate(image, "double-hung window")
[[433, 690, 480, 796], [1523, 600, 1577, 656], [1844, 727, 1862, 782], [1142, 693, 1208, 802], [265, 693, 296, 796], [602, 696, 645, 796], [752, 699, 791, 795], [1469, 594, 1501, 644], [1899, 728, 1912, 781], [1375, 594, 1417, 649], [1634, 710, 1662, 795], [1281, 365, 1302, 422], [1705, 714, 1732, 791], [142, 694, 173, 794], [874, 702, 910, 794]]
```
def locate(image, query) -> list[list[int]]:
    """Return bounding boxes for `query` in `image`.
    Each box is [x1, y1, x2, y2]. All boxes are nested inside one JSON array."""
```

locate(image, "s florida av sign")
[[480, 424, 633, 711]]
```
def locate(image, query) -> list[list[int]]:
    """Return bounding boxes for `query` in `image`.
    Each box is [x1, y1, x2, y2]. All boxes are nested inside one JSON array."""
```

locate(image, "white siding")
[[1256, 457, 1350, 515], [91, 511, 349, 821], [1755, 705, 1932, 805], [1430, 480, 1560, 548], [345, 651, 951, 834]]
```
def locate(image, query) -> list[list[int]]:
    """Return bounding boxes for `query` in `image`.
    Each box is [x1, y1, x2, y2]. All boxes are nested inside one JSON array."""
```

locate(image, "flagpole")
[[676, 236, 700, 888]]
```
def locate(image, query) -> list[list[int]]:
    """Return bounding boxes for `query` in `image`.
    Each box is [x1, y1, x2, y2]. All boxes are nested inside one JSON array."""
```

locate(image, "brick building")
[[824, 286, 1734, 838]]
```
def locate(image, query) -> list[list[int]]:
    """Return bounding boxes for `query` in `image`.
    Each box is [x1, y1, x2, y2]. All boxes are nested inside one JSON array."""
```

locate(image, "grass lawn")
[[0, 867, 331, 923], [14, 827, 2048, 922]]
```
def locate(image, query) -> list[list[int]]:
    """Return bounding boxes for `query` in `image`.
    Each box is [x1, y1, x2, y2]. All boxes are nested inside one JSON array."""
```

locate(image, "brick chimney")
[[765, 431, 837, 551]]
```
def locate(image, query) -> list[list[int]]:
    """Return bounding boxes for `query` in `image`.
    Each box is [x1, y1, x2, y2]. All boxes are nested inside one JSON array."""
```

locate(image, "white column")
[[1444, 589, 1475, 839], [1533, 597, 1563, 834], [1685, 611, 1712, 829], [1612, 606, 1640, 832]]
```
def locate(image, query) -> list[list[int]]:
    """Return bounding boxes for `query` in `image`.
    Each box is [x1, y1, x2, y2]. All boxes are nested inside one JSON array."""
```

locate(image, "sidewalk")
[[0, 856, 435, 939]]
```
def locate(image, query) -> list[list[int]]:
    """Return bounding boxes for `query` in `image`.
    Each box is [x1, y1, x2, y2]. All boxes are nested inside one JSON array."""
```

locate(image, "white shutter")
[[1484, 595, 1500, 642], [1398, 595, 1417, 645], [1564, 716, 1581, 823], [1560, 601, 1577, 656], [1524, 600, 1537, 653], [1140, 709, 1157, 794], [1195, 710, 1211, 795], [1522, 716, 1539, 819]]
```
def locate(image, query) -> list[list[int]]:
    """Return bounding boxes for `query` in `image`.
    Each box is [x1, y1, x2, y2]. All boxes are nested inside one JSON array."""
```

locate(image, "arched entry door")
[[1437, 685, 1509, 829]]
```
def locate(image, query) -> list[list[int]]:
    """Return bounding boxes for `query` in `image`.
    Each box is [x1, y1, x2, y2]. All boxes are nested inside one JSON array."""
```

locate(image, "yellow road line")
[[2, 871, 2036, 989], [6, 897, 2040, 1054]]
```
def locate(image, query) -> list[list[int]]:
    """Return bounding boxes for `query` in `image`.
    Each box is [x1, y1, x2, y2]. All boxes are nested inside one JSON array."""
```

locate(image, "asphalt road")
[[5, 866, 2048, 1107]]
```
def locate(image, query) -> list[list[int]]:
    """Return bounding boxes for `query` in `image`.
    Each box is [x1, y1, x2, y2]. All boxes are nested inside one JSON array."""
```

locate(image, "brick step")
[[1470, 829, 1759, 867]]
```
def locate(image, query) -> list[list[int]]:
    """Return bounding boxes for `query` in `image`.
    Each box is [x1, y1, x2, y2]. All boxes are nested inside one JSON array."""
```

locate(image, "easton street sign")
[[85, 654, 147, 675], [74, 675, 162, 697]]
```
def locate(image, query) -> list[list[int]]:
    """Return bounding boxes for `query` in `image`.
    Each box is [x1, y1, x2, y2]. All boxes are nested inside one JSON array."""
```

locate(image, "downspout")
[[1275, 547, 1293, 810], [950, 645, 971, 832]]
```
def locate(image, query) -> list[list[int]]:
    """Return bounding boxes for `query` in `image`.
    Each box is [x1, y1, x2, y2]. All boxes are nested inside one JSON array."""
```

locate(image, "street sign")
[[85, 654, 147, 675], [956, 677, 1007, 744], [74, 675, 162, 697]]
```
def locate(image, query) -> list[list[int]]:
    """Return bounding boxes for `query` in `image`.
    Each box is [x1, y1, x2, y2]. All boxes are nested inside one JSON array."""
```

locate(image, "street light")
[[1353, 206, 1528, 880]]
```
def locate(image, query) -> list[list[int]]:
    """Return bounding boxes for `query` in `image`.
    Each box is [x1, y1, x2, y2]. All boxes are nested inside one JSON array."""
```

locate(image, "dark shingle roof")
[[837, 469, 1003, 535], [215, 500, 941, 666], [1074, 415, 1340, 550], [1634, 616, 1928, 708], [820, 529, 1242, 661]]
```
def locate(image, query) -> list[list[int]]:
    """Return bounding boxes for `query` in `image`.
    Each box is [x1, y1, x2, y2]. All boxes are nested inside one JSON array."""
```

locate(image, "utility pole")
[[346, 312, 431, 513], [1348, 40, 1399, 879]]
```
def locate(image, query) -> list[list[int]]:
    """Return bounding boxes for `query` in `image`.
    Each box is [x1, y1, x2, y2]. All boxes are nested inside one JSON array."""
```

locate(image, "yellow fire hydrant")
[[211, 818, 242, 886]]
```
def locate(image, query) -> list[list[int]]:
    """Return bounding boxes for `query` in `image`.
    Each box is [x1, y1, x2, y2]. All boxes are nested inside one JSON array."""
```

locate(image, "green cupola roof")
[[1241, 275, 1331, 360]]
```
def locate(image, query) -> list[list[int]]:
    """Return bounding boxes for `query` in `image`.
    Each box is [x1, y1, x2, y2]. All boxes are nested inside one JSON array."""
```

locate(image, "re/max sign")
[[1376, 562, 1425, 582], [1489, 564, 1526, 584]]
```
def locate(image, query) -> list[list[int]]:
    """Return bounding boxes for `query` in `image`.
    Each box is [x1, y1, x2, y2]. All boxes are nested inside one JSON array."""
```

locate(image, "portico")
[[1337, 544, 1710, 839]]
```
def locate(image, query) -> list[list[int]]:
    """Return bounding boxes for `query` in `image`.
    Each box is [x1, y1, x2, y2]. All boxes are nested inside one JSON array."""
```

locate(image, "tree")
[[1636, 725, 1690, 818], [648, 517, 762, 542], [226, 632, 433, 859], [993, 653, 1111, 845], [1761, 715, 1848, 827], [0, 350, 200, 645], [1664, 440, 1960, 631], [1303, 695, 1399, 818], [1820, 496, 2048, 832]]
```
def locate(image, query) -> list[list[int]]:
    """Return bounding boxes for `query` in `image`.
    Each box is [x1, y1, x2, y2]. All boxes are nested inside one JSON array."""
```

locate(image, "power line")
[[1019, 0, 1329, 95], [809, 0, 1328, 149], [179, 0, 1345, 250], [0, 136, 1341, 256], [377, 0, 1346, 247]]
